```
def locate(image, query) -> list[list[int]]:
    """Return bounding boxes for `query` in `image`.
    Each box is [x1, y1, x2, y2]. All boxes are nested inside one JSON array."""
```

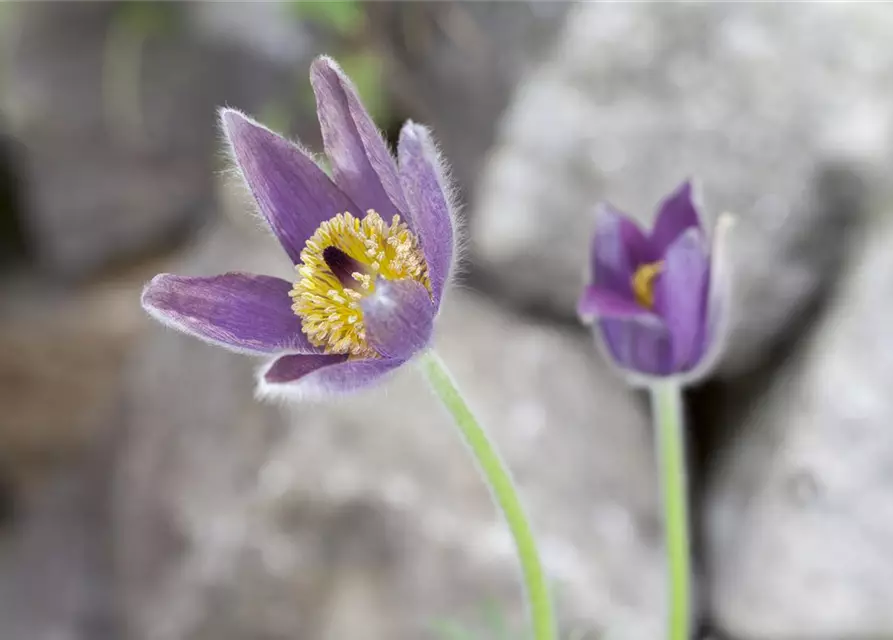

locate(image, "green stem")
[[418, 350, 557, 640], [649, 381, 692, 640]]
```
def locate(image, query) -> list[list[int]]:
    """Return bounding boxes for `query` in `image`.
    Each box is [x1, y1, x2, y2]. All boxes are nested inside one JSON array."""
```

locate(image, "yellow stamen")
[[290, 210, 430, 357], [631, 261, 664, 309]]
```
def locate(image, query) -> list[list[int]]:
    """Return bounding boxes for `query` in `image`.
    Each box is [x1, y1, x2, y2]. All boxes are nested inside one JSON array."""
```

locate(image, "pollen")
[[631, 261, 664, 309], [290, 210, 430, 357]]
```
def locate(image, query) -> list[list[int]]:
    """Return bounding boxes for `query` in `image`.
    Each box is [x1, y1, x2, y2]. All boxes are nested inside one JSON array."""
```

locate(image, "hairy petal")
[[590, 203, 651, 295], [221, 108, 358, 263], [397, 122, 455, 304], [653, 228, 710, 371], [310, 57, 408, 220], [259, 353, 405, 400], [142, 273, 319, 355], [650, 180, 703, 257], [362, 278, 435, 360]]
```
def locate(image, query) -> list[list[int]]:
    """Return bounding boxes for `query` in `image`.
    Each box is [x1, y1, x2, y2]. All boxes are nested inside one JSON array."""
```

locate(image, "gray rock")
[[115, 221, 667, 640], [0, 265, 149, 640], [0, 269, 145, 483], [0, 454, 117, 640], [471, 3, 890, 375], [705, 214, 893, 639], [366, 1, 569, 199], [0, 3, 309, 279]]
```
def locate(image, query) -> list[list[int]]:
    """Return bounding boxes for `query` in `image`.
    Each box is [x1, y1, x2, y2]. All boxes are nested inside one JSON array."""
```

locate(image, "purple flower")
[[142, 57, 456, 399], [577, 181, 730, 384]]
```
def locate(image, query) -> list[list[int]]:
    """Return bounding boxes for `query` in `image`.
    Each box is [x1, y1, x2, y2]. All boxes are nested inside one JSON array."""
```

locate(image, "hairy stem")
[[419, 350, 557, 640]]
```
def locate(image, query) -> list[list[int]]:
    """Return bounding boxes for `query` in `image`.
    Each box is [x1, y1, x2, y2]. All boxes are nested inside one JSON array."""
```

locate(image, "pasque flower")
[[578, 181, 729, 383], [142, 56, 455, 398]]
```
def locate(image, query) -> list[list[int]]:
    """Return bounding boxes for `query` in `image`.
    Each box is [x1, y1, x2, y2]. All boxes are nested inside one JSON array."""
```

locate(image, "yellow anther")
[[631, 261, 664, 309], [290, 210, 430, 357]]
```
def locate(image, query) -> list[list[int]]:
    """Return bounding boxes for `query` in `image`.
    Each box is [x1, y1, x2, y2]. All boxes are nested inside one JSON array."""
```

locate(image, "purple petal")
[[579, 285, 673, 376], [260, 353, 405, 399], [361, 278, 435, 360], [650, 180, 703, 257], [598, 316, 673, 377], [590, 203, 651, 296], [221, 109, 359, 263], [310, 57, 408, 220], [577, 285, 645, 321], [142, 273, 320, 355], [653, 228, 710, 372], [686, 213, 735, 381], [398, 122, 455, 304]]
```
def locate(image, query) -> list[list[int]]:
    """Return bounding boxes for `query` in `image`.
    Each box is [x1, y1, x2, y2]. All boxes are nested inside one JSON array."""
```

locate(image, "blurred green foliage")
[[113, 1, 183, 37], [430, 598, 599, 640], [101, 3, 184, 146], [288, 1, 389, 125], [289, 0, 366, 35], [431, 599, 521, 640], [337, 52, 387, 123]]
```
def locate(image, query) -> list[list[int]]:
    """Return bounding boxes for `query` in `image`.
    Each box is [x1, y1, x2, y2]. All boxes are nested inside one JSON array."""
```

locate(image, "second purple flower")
[[578, 181, 729, 383]]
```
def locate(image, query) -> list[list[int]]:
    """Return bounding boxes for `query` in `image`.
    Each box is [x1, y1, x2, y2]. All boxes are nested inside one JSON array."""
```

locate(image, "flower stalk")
[[418, 350, 557, 640], [649, 381, 692, 640]]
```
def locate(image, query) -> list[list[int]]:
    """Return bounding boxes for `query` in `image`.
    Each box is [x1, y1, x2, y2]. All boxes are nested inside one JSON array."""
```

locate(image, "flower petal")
[[361, 278, 435, 360], [221, 109, 359, 263], [577, 285, 646, 321], [653, 228, 710, 372], [579, 285, 672, 377], [650, 180, 703, 257], [598, 316, 673, 377], [685, 212, 735, 381], [589, 203, 651, 295], [310, 57, 408, 220], [259, 353, 405, 400], [141, 273, 320, 355], [398, 122, 455, 304]]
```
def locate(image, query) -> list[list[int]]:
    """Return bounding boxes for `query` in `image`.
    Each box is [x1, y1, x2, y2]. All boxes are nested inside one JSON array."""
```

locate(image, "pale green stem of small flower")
[[649, 381, 692, 640], [419, 350, 557, 640]]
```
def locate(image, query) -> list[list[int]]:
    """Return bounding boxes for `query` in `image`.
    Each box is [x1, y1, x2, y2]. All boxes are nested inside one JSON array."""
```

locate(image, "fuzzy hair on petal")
[[254, 354, 409, 404], [399, 121, 467, 303], [217, 106, 359, 263], [141, 274, 273, 357]]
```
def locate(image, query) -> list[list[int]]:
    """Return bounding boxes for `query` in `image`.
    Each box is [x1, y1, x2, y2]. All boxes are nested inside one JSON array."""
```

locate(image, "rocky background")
[[0, 2, 891, 640]]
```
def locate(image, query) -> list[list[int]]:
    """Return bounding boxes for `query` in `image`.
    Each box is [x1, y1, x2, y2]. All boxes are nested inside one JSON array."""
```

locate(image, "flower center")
[[631, 261, 664, 309], [290, 210, 430, 357]]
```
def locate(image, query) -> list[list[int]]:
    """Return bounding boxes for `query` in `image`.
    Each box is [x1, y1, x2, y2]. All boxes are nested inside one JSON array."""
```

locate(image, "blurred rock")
[[705, 213, 893, 639], [366, 2, 569, 198], [0, 266, 150, 640], [187, 2, 313, 66], [0, 136, 26, 268], [0, 271, 146, 483], [471, 3, 888, 375], [0, 448, 117, 640], [0, 2, 310, 280], [115, 221, 666, 640]]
